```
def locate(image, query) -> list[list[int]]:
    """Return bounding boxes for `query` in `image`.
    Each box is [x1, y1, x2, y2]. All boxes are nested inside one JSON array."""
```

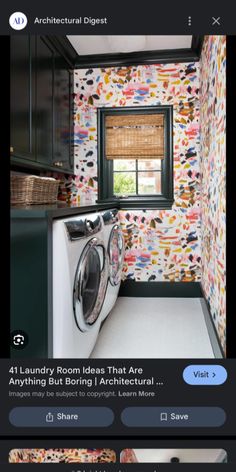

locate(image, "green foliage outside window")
[[113, 173, 136, 195]]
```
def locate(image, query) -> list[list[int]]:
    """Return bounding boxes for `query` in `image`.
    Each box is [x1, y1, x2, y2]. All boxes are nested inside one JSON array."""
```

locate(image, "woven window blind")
[[105, 113, 164, 159]]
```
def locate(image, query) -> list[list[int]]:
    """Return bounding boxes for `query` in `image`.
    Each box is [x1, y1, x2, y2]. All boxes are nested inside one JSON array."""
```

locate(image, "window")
[[97, 106, 173, 209]]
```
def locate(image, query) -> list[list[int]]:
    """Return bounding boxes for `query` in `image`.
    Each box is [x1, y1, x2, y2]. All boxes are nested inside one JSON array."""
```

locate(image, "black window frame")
[[97, 105, 174, 209]]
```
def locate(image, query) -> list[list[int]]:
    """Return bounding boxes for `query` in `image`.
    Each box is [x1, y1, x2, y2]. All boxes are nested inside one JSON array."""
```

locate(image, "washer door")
[[73, 238, 108, 332], [108, 225, 125, 286]]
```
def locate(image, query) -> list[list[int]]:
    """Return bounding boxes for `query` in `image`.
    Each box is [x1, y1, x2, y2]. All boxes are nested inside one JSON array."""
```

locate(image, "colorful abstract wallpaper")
[[73, 61, 201, 284], [200, 36, 226, 351], [9, 449, 116, 463]]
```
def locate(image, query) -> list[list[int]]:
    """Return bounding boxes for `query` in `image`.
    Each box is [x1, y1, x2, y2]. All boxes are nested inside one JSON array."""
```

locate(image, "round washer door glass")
[[109, 225, 125, 286], [73, 238, 108, 332]]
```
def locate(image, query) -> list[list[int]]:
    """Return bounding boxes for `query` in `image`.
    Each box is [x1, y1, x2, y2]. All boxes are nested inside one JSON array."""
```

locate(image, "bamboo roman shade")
[[105, 113, 164, 159]]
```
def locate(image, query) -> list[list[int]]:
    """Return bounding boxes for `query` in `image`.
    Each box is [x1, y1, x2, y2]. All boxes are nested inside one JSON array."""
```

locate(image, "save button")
[[183, 365, 227, 385]]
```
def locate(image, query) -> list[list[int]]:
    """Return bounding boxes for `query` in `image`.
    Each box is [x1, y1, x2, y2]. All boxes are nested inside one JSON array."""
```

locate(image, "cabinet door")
[[36, 37, 54, 165], [53, 53, 73, 172], [10, 35, 36, 160]]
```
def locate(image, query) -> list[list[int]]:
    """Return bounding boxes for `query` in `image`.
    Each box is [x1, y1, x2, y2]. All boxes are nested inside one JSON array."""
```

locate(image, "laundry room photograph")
[[10, 35, 226, 360], [120, 448, 227, 463], [8, 448, 117, 463]]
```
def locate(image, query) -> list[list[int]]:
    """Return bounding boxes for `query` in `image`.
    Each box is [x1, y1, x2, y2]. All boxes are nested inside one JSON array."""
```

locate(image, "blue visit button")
[[183, 365, 227, 385]]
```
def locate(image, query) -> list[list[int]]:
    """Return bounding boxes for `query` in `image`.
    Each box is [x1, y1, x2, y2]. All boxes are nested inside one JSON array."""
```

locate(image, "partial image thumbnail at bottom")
[[8, 448, 227, 463]]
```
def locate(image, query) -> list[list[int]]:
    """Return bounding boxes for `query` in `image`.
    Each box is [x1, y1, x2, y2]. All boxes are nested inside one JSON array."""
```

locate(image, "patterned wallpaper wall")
[[200, 36, 226, 351], [73, 63, 201, 282]]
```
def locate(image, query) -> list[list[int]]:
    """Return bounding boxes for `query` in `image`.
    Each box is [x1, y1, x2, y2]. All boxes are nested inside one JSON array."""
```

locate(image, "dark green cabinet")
[[53, 52, 73, 171], [36, 37, 54, 166], [10, 36, 36, 161], [10, 35, 74, 174], [10, 217, 51, 358]]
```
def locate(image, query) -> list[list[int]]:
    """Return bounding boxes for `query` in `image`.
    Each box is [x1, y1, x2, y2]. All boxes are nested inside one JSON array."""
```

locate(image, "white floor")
[[91, 297, 215, 358]]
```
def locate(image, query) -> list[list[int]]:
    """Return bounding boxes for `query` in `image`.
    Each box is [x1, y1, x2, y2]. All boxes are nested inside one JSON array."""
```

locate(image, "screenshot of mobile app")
[[1, 0, 235, 469]]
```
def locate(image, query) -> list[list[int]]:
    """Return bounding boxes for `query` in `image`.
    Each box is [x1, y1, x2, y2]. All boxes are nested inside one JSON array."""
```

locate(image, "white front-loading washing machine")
[[52, 212, 108, 358], [99, 209, 125, 323]]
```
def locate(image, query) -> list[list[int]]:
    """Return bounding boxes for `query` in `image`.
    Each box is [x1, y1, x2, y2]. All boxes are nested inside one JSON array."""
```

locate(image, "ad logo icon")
[[9, 12, 28, 30]]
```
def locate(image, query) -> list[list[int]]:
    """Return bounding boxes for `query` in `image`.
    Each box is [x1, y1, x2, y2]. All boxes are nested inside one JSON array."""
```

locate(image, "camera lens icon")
[[11, 330, 28, 349], [13, 335, 24, 346]]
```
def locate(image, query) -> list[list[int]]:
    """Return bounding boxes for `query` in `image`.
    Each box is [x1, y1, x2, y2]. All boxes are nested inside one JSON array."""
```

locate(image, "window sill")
[[96, 197, 174, 210]]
